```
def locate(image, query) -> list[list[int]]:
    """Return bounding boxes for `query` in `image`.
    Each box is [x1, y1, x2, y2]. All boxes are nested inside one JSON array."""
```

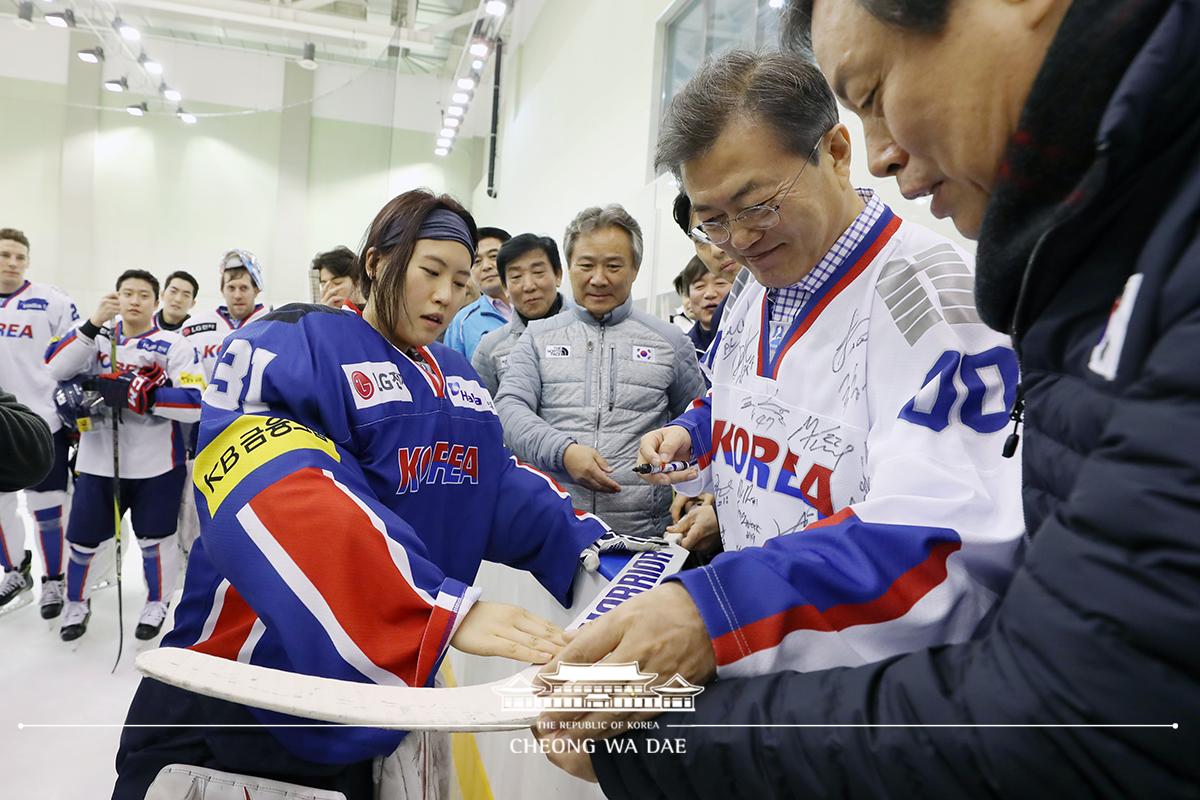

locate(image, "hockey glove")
[[95, 372, 134, 411], [579, 530, 669, 572], [127, 364, 168, 415]]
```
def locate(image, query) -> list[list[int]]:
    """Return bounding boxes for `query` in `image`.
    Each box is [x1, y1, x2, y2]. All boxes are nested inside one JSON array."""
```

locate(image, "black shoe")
[[40, 574, 65, 619], [135, 600, 170, 641], [0, 551, 33, 608], [60, 600, 91, 642]]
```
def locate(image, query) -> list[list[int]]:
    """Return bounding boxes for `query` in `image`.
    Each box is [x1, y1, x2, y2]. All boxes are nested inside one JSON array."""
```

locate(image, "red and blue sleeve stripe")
[[669, 509, 963, 667], [155, 386, 203, 409], [44, 330, 77, 363]]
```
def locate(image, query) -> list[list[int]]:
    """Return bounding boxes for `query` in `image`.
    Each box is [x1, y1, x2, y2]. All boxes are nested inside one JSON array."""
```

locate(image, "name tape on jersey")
[[545, 345, 571, 358], [16, 298, 48, 312], [445, 376, 495, 414], [194, 415, 340, 515], [341, 361, 413, 409]]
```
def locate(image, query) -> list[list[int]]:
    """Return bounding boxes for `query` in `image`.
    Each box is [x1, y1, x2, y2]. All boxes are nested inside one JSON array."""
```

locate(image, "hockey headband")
[[382, 207, 476, 259], [220, 249, 264, 290]]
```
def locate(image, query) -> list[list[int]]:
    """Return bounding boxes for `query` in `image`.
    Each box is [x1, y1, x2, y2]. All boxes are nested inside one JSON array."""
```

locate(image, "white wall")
[[0, 24, 485, 314]]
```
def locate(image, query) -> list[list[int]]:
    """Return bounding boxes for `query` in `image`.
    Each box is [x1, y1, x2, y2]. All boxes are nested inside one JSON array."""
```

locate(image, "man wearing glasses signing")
[[538, 51, 1026, 779]]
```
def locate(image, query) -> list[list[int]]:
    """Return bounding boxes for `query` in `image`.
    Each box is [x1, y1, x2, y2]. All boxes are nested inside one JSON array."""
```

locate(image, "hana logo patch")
[[341, 361, 413, 409], [446, 376, 496, 414], [545, 345, 571, 358], [17, 298, 49, 312], [632, 346, 655, 362]]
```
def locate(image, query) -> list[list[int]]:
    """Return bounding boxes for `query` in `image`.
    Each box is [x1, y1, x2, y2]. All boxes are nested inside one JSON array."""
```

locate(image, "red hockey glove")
[[127, 364, 168, 415]]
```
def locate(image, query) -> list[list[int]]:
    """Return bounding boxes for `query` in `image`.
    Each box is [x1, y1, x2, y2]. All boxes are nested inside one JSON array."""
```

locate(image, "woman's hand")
[[450, 601, 567, 664]]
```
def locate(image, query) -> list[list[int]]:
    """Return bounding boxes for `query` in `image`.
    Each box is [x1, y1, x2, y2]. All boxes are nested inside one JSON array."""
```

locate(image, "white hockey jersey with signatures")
[[0, 280, 78, 432], [671, 207, 1025, 677]]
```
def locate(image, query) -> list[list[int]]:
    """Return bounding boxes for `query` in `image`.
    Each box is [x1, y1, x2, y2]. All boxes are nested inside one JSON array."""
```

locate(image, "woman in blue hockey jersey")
[[113, 190, 659, 799]]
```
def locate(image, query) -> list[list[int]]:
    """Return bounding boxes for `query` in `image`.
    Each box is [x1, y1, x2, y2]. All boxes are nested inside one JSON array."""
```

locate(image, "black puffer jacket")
[[592, 1, 1200, 797]]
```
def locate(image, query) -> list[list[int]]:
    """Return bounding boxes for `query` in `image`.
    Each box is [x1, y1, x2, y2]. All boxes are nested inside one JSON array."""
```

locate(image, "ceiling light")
[[161, 84, 181, 102], [103, 76, 128, 93], [447, 105, 465, 117], [469, 40, 490, 58], [77, 47, 105, 64], [126, 102, 148, 117], [439, 127, 456, 138], [456, 77, 476, 91], [114, 17, 140, 41], [444, 117, 460, 128], [435, 147, 449, 157], [436, 137, 452, 148], [451, 92, 470, 104], [298, 42, 318, 70], [472, 58, 485, 71], [139, 53, 163, 75], [177, 107, 197, 125], [14, 2, 34, 30], [484, 1, 507, 17], [768, 0, 784, 7], [45, 9, 75, 28]]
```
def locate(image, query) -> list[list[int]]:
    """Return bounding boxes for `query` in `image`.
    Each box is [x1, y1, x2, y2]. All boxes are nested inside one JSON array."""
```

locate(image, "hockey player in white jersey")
[[181, 249, 270, 384], [45, 269, 203, 641], [0, 228, 79, 618], [175, 250, 270, 554], [153, 270, 199, 333]]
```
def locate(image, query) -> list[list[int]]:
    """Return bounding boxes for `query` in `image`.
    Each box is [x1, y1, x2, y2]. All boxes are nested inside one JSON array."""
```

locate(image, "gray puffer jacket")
[[472, 293, 566, 397], [494, 296, 706, 537]]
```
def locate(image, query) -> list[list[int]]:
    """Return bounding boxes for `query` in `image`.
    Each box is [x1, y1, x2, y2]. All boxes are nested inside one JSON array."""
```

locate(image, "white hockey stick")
[[136, 545, 689, 731]]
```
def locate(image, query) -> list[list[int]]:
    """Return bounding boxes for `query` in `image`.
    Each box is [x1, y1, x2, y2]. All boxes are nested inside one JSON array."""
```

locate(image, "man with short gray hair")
[[495, 204, 705, 539]]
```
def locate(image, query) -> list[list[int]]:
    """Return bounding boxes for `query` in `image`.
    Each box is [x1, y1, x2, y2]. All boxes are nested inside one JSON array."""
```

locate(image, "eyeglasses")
[[689, 133, 826, 246]]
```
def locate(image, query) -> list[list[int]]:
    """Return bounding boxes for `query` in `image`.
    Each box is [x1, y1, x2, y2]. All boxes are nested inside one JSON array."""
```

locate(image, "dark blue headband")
[[381, 207, 475, 259]]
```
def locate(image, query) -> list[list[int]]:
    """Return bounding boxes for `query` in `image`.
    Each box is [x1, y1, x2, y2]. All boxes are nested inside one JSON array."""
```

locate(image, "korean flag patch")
[[632, 345, 655, 362]]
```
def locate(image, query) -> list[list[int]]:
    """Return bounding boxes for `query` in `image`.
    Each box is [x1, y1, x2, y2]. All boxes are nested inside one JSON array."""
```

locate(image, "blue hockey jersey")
[[162, 303, 608, 764]]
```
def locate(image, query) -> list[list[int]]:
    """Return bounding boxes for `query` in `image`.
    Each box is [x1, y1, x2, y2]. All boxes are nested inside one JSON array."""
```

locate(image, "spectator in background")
[[444, 226, 512, 359], [673, 257, 731, 366], [473, 234, 567, 397], [495, 205, 705, 538], [672, 192, 750, 343], [154, 270, 198, 332], [313, 246, 363, 310]]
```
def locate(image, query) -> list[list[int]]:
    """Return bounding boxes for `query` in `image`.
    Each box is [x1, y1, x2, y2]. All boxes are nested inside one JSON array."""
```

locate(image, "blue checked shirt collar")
[[765, 189, 884, 355]]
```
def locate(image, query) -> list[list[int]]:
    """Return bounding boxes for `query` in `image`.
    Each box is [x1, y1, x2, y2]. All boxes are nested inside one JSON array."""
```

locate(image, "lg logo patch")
[[342, 361, 413, 409], [351, 371, 375, 400]]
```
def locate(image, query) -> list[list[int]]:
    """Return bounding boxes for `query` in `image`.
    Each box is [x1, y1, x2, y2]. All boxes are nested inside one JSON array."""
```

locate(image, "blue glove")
[[580, 530, 669, 572], [95, 372, 133, 411]]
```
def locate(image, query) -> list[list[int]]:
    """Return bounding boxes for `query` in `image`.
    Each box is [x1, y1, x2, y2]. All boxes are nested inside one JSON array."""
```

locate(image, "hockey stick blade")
[[137, 545, 689, 731]]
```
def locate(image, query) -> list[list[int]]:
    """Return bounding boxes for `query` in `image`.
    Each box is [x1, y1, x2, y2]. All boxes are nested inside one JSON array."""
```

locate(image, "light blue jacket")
[[444, 295, 508, 361]]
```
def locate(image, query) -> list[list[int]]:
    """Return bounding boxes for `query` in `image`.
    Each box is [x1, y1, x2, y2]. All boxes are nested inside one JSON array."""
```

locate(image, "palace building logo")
[[493, 662, 703, 712]]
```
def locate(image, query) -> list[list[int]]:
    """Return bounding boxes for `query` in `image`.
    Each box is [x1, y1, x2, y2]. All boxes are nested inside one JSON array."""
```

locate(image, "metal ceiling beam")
[[112, 0, 441, 51]]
